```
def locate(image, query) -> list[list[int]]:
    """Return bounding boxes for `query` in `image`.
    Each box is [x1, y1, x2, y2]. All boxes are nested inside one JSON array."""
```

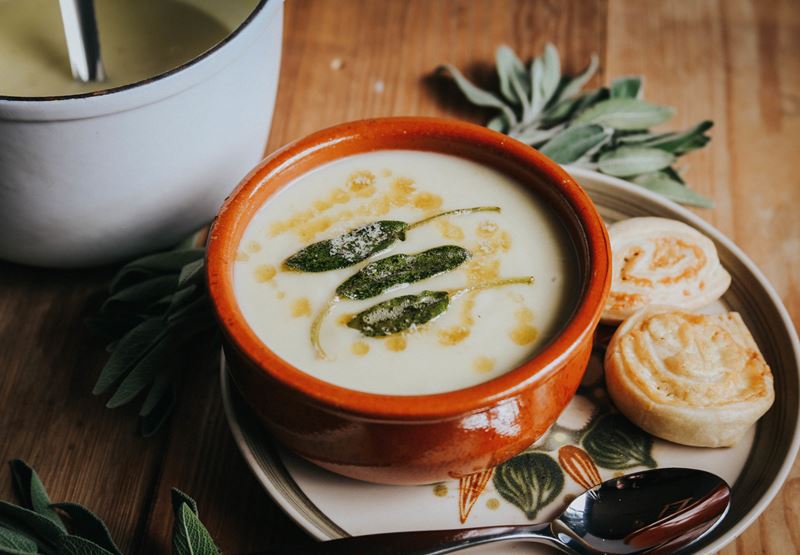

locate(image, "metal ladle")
[[256, 467, 730, 554], [58, 0, 105, 83]]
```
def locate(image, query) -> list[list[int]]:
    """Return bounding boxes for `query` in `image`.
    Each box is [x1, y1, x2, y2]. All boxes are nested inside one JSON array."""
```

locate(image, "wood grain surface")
[[0, 0, 798, 553]]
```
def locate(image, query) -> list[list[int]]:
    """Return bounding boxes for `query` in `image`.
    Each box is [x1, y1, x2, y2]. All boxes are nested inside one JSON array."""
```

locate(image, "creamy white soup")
[[233, 150, 578, 395]]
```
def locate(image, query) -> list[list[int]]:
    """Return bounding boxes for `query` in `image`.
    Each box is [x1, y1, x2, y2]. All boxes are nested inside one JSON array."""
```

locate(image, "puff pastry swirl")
[[605, 306, 774, 447], [602, 217, 731, 323]]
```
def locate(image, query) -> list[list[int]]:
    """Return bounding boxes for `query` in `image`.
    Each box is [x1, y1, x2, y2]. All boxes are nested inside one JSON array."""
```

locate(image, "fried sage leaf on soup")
[[283, 206, 499, 272], [347, 291, 450, 337], [336, 245, 471, 300], [284, 221, 407, 272], [344, 276, 535, 341]]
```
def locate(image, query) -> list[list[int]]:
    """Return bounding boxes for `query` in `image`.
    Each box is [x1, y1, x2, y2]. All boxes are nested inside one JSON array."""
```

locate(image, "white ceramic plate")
[[220, 167, 800, 553]]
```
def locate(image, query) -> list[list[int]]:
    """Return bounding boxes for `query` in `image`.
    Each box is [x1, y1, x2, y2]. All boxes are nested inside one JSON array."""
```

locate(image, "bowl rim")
[[0, 0, 270, 103], [206, 117, 611, 421]]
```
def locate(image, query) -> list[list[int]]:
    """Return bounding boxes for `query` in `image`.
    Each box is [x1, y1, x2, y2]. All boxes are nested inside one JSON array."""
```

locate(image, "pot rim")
[[206, 117, 611, 421], [0, 0, 272, 107]]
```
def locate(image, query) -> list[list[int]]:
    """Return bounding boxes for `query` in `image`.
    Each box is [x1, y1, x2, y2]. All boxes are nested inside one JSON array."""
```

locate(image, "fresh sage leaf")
[[486, 114, 508, 132], [597, 146, 675, 176], [59, 534, 116, 555], [610, 76, 642, 99], [637, 120, 713, 154], [0, 526, 37, 554], [632, 172, 713, 208], [140, 385, 176, 438], [539, 124, 610, 164], [538, 43, 561, 108], [9, 461, 65, 533], [337, 246, 470, 300], [138, 371, 173, 418], [284, 221, 407, 272], [171, 489, 218, 555], [496, 45, 530, 107], [110, 249, 204, 293], [510, 124, 564, 147], [177, 259, 205, 288], [493, 452, 564, 520], [553, 53, 599, 103], [101, 275, 179, 312], [92, 318, 165, 396], [347, 291, 450, 337], [574, 98, 674, 130], [50, 504, 121, 555], [0, 502, 65, 549], [436, 65, 518, 126], [105, 333, 178, 409]]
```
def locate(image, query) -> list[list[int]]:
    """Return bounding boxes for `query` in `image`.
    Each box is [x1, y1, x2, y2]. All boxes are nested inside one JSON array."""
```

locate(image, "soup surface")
[[234, 150, 578, 395], [0, 0, 257, 97]]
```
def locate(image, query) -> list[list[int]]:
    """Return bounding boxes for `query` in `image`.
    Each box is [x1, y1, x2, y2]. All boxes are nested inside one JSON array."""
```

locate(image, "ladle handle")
[[243, 523, 574, 554], [58, 0, 105, 82]]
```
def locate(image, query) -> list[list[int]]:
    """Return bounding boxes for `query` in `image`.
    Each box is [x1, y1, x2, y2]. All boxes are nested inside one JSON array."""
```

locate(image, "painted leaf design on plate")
[[336, 246, 470, 300], [493, 452, 564, 520], [582, 414, 657, 469], [458, 469, 494, 524], [557, 445, 602, 490]]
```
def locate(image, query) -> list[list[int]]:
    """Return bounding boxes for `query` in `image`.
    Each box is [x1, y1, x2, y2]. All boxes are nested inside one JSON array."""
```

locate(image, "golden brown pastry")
[[604, 306, 774, 447], [602, 217, 731, 323]]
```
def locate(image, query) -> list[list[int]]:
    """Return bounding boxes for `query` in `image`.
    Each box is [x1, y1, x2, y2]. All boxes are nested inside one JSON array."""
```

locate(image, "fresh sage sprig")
[[283, 206, 499, 272], [0, 460, 219, 555], [86, 245, 218, 437], [437, 44, 714, 207], [347, 276, 534, 337]]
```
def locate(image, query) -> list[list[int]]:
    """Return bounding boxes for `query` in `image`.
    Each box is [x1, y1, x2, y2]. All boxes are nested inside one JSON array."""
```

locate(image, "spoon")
[[58, 0, 105, 83], [254, 467, 730, 554]]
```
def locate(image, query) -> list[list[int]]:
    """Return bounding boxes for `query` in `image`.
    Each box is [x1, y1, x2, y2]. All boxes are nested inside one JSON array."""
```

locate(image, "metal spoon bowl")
[[254, 467, 730, 555]]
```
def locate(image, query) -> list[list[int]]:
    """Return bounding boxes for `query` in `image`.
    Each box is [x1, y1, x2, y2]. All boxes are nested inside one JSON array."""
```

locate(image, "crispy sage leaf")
[[9, 460, 65, 533], [171, 489, 219, 555], [0, 526, 37, 554], [337, 246, 470, 300], [284, 221, 407, 272], [574, 98, 674, 130], [50, 504, 122, 555], [347, 291, 450, 337], [285, 207, 498, 272], [632, 172, 713, 208], [610, 76, 642, 99], [539, 124, 610, 164], [597, 146, 675, 177], [493, 452, 564, 520]]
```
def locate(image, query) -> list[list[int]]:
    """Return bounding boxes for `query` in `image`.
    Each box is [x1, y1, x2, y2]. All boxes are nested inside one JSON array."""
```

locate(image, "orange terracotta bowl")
[[206, 117, 611, 485]]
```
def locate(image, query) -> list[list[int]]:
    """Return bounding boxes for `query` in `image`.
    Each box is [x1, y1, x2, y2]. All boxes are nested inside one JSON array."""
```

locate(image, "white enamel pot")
[[0, 0, 283, 267]]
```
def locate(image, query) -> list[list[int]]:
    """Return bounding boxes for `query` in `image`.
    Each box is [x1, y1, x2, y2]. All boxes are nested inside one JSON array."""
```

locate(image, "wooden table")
[[1, 0, 797, 553]]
